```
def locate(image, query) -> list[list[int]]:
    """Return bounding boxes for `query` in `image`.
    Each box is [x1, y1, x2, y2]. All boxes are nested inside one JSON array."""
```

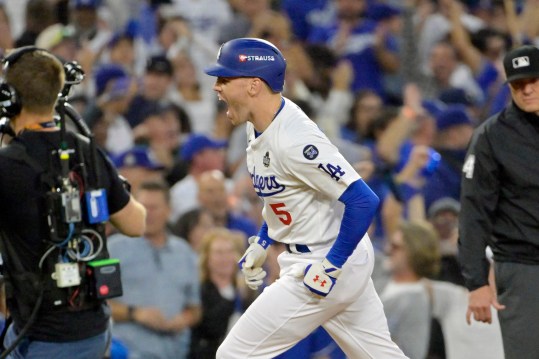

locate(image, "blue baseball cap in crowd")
[[94, 64, 128, 96], [108, 31, 135, 49], [112, 147, 165, 170], [107, 76, 132, 100], [435, 104, 474, 131], [367, 3, 401, 22], [181, 134, 227, 162]]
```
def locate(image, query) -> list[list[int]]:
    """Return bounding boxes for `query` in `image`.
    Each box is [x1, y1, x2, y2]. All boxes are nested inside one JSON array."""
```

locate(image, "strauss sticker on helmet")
[[238, 55, 275, 62]]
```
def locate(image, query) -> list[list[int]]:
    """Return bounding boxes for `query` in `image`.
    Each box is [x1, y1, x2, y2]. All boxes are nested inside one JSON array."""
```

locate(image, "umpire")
[[0, 47, 146, 358], [458, 45, 539, 359]]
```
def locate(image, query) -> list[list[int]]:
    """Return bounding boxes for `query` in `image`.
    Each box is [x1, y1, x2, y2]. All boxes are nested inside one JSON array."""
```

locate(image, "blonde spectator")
[[189, 227, 250, 359]]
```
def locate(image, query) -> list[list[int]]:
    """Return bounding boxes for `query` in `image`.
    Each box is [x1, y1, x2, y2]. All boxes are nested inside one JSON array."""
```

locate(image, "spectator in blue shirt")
[[108, 180, 201, 359]]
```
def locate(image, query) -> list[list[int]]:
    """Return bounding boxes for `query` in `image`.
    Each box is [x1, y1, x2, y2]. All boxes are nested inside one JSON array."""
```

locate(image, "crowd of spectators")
[[2, 0, 538, 357]]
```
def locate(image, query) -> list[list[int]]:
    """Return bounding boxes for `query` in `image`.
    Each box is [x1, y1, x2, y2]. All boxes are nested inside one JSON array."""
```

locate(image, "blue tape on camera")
[[85, 189, 109, 224]]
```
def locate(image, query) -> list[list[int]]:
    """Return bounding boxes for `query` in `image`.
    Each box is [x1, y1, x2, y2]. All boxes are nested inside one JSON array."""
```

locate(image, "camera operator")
[[0, 47, 146, 358]]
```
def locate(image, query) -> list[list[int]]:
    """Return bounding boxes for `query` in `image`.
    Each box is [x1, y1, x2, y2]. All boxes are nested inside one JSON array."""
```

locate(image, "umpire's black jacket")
[[458, 102, 539, 291]]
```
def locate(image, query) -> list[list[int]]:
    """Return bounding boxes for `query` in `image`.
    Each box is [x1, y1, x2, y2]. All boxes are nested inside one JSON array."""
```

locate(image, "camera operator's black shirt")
[[458, 103, 539, 291], [0, 130, 130, 341]]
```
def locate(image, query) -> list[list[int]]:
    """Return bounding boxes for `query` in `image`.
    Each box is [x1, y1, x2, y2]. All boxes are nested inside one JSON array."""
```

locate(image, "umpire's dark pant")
[[495, 261, 539, 359]]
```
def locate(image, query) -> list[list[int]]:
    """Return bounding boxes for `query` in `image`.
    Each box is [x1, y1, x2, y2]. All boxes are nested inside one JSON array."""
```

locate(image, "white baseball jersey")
[[219, 97, 408, 359], [246, 97, 360, 246]]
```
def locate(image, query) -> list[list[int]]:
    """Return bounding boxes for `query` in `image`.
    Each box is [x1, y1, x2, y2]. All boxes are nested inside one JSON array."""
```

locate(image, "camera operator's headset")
[[0, 46, 87, 138], [0, 46, 46, 118]]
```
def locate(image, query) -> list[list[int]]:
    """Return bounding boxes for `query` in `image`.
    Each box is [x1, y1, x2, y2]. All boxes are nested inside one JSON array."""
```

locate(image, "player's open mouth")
[[217, 96, 232, 118]]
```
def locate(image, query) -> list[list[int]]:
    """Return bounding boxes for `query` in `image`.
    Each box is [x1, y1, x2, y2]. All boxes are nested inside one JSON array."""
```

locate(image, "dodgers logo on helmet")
[[205, 38, 286, 92]]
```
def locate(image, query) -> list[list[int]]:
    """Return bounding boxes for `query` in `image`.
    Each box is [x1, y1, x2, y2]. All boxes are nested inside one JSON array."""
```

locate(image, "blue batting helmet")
[[205, 38, 286, 92]]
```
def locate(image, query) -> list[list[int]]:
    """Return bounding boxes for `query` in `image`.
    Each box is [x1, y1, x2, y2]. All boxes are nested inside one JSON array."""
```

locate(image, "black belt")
[[285, 244, 311, 254]]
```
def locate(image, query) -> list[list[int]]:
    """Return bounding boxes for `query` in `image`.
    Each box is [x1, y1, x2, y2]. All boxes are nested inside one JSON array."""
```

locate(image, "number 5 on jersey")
[[270, 203, 292, 225]]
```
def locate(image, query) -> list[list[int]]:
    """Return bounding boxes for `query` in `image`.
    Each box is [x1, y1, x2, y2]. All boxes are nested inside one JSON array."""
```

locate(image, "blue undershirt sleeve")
[[325, 179, 380, 268], [257, 221, 274, 249]]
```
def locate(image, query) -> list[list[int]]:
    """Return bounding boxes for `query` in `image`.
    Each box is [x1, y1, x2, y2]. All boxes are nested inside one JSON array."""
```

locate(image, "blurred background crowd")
[[1, 0, 536, 357]]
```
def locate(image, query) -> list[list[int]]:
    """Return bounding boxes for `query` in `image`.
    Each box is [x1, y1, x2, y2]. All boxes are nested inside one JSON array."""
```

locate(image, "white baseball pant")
[[217, 238, 408, 359]]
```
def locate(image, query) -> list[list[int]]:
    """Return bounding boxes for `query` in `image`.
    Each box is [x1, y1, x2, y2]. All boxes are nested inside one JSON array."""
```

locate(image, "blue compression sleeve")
[[257, 221, 274, 249], [326, 179, 380, 268]]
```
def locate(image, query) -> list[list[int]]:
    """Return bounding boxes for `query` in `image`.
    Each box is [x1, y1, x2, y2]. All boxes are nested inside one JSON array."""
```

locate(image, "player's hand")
[[239, 236, 269, 290], [243, 266, 267, 290], [238, 236, 268, 270], [303, 259, 342, 297]]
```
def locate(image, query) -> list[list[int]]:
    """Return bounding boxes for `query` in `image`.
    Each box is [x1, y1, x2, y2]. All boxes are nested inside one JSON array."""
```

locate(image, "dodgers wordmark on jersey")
[[246, 97, 361, 246]]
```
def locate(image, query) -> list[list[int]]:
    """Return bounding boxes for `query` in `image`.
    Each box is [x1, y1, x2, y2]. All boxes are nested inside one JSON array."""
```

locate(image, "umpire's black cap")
[[503, 45, 539, 83]]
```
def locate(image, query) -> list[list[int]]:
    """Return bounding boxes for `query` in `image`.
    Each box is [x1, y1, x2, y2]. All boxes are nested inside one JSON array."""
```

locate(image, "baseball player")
[[205, 38, 407, 359]]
